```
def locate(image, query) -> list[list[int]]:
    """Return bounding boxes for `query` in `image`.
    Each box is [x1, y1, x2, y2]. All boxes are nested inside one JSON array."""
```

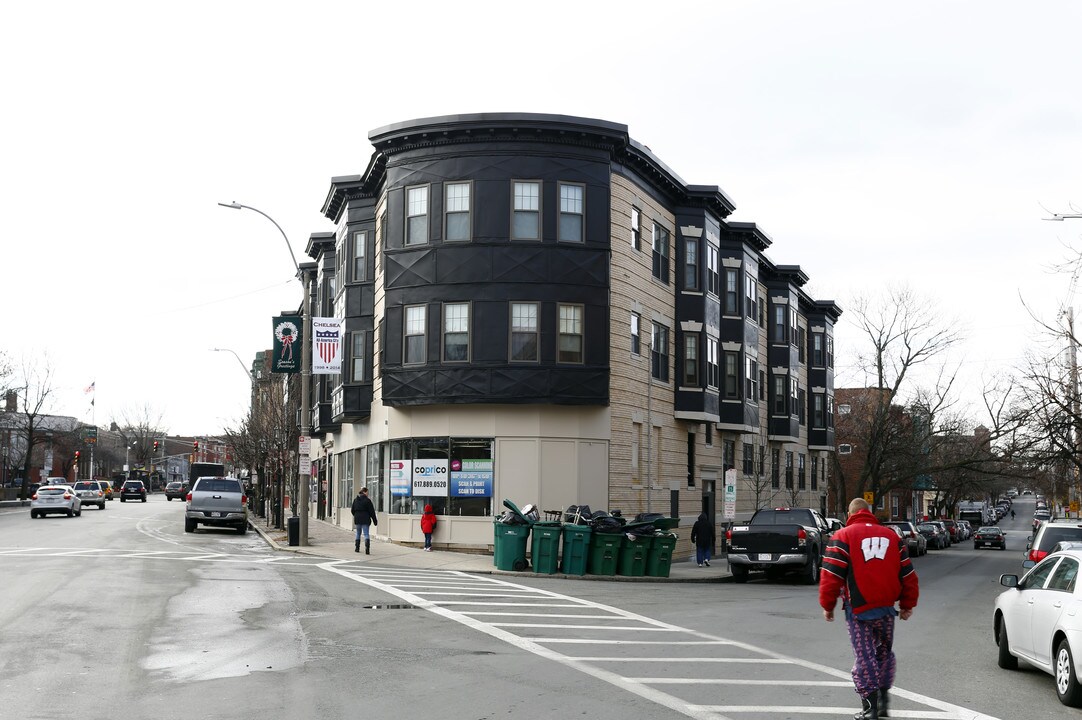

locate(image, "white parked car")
[[994, 547, 1082, 706]]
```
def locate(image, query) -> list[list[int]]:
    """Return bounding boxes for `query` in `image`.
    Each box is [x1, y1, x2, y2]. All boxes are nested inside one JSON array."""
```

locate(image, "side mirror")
[[1000, 574, 1019, 588]]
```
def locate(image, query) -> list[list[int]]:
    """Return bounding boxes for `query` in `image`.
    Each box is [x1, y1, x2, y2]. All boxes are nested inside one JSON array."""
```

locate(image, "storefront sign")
[[412, 459, 449, 496], [450, 459, 493, 497], [390, 460, 411, 496]]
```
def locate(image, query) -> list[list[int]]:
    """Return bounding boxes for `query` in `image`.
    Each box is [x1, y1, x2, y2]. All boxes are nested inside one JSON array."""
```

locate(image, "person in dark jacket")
[[690, 512, 715, 567], [420, 504, 437, 551], [820, 498, 919, 720], [351, 487, 378, 554]]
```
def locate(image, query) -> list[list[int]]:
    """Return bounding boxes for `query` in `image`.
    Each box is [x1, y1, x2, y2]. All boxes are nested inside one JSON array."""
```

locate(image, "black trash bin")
[[287, 516, 300, 546]]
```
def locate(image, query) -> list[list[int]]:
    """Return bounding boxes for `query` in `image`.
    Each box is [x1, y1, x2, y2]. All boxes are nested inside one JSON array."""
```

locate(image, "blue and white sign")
[[390, 460, 411, 496], [450, 458, 493, 497], [412, 459, 449, 496]]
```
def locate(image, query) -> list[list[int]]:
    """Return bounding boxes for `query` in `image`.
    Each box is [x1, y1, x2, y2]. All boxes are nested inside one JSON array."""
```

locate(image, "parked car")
[[926, 521, 953, 547], [974, 526, 1006, 550], [119, 480, 147, 502], [958, 520, 974, 539], [917, 522, 948, 550], [1026, 521, 1082, 568], [164, 482, 188, 501], [884, 521, 927, 556], [71, 480, 106, 510], [30, 485, 82, 518], [994, 547, 1082, 706], [1034, 510, 1054, 532], [939, 518, 962, 542]]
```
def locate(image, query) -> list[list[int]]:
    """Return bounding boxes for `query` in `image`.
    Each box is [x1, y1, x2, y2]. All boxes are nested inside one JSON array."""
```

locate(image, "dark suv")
[[165, 482, 188, 501], [120, 480, 147, 502], [1025, 520, 1082, 567]]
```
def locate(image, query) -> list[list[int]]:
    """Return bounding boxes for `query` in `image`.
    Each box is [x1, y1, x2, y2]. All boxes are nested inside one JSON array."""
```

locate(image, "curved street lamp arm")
[[217, 201, 300, 273]]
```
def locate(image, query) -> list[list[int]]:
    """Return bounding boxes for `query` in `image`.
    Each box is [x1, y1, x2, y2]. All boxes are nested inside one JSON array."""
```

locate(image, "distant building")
[[294, 113, 839, 549]]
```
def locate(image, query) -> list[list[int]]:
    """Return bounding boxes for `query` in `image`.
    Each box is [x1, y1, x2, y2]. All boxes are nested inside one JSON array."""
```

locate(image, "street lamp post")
[[212, 348, 255, 383], [218, 201, 310, 546]]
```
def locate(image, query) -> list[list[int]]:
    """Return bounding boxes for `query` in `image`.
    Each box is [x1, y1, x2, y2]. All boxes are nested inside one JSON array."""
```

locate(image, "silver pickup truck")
[[184, 476, 248, 534]]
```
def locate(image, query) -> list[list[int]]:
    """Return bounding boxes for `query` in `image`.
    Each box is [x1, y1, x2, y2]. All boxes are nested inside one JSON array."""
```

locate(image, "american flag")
[[84, 381, 95, 394]]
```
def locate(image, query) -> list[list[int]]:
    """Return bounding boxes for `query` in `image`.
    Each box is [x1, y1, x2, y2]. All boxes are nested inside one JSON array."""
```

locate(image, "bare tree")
[[111, 404, 166, 471], [7, 357, 67, 500], [837, 286, 964, 501]]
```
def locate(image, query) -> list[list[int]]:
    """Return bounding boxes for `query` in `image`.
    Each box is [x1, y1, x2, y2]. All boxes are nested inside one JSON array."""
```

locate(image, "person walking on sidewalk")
[[420, 504, 437, 551], [690, 512, 715, 567], [351, 487, 377, 554], [820, 497, 919, 720]]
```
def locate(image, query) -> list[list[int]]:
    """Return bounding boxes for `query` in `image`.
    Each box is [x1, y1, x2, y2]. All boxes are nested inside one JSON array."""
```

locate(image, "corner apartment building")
[[300, 113, 839, 550]]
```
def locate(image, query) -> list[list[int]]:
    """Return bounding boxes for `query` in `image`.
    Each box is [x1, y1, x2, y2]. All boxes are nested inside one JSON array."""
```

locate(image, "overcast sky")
[[3, 1, 1081, 435]]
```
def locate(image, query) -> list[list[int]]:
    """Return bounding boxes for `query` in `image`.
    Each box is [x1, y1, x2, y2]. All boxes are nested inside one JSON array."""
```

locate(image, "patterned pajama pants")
[[845, 613, 896, 698]]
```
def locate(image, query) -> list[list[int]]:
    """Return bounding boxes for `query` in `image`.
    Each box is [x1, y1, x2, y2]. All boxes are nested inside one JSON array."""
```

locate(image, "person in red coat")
[[820, 498, 919, 720], [420, 504, 438, 551]]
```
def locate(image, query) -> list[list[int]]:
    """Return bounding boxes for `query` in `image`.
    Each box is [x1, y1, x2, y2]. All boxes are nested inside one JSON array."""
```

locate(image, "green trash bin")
[[531, 522, 562, 574], [493, 522, 531, 571], [560, 524, 591, 575], [618, 534, 651, 576], [587, 533, 623, 575], [646, 532, 678, 577]]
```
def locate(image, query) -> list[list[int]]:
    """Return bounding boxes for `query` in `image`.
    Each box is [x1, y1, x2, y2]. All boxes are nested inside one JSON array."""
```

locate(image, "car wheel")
[[1056, 639, 1082, 707], [167, 497, 172, 501], [120, 497, 125, 502], [237, 523, 247, 535], [141, 497, 146, 502], [803, 549, 820, 584], [67, 508, 74, 518], [30, 510, 37, 519], [997, 619, 1018, 670], [730, 565, 749, 583], [99, 503, 106, 510], [184, 518, 196, 533]]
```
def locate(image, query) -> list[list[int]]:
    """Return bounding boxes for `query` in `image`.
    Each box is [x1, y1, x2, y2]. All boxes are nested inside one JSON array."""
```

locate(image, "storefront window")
[[411, 437, 449, 515], [388, 440, 412, 514], [449, 438, 494, 517], [365, 443, 383, 513]]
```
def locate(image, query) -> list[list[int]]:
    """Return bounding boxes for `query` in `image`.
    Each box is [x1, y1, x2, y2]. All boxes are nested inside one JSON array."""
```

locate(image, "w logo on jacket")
[[861, 536, 890, 561]]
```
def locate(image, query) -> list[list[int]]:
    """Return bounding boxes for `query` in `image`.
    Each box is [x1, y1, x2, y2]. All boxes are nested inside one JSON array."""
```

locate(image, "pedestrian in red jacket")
[[420, 504, 437, 551], [820, 498, 919, 720]]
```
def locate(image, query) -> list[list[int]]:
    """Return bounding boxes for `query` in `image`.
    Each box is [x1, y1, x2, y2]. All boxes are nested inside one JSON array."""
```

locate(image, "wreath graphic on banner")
[[275, 321, 300, 361]]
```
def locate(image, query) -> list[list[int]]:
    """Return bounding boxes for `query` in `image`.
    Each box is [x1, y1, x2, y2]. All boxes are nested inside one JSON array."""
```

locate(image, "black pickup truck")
[[725, 507, 837, 584]]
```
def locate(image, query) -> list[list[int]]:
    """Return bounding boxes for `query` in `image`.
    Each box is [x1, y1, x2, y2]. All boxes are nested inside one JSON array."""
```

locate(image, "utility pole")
[[1069, 307, 1081, 519]]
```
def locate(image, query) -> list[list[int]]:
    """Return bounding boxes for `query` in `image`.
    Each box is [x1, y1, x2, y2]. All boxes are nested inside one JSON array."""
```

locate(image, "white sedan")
[[29, 484, 83, 518], [995, 548, 1082, 706]]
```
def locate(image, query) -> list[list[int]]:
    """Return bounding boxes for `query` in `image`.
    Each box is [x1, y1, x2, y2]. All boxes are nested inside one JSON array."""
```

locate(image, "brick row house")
[[288, 113, 839, 552]]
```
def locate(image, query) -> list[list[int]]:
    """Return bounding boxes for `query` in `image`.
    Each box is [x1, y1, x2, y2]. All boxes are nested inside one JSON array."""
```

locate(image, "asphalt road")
[[0, 494, 1069, 720]]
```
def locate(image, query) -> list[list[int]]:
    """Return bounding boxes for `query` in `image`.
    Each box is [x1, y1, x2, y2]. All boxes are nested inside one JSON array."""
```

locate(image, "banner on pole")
[[312, 317, 343, 374], [272, 316, 302, 374]]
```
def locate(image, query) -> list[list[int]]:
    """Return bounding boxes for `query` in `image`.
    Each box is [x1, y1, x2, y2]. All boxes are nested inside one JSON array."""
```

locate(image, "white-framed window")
[[404, 305, 426, 364], [631, 206, 641, 251], [706, 337, 719, 389], [351, 331, 366, 382], [558, 183, 584, 242], [683, 333, 699, 386], [406, 186, 429, 245], [838, 403, 851, 415], [558, 303, 584, 363], [631, 312, 641, 355], [651, 323, 669, 382], [443, 303, 470, 362], [706, 246, 719, 296], [445, 182, 471, 242], [512, 181, 540, 240], [651, 223, 670, 283], [838, 443, 852, 455], [745, 271, 757, 319], [685, 239, 699, 290], [745, 356, 758, 402], [510, 302, 539, 362], [353, 231, 366, 282]]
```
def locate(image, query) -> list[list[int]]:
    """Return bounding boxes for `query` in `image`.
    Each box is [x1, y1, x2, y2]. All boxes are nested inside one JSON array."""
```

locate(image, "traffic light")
[[154, 440, 159, 452], [193, 440, 199, 452], [74, 450, 80, 465]]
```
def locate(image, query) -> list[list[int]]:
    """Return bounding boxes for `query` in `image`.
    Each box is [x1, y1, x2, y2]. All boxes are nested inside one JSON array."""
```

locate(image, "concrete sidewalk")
[[249, 515, 731, 582]]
